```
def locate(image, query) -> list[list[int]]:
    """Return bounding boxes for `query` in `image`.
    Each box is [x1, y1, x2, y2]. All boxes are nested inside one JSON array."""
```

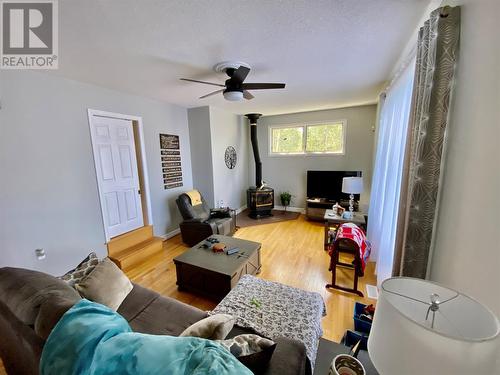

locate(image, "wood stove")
[[247, 187, 274, 218], [245, 113, 274, 219]]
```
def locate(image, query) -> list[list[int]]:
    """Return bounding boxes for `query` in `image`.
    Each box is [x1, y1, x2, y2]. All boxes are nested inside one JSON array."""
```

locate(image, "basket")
[[353, 302, 372, 334]]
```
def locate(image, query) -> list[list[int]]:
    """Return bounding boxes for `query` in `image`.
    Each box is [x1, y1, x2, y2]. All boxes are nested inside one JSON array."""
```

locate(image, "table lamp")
[[341, 177, 363, 218], [368, 277, 500, 374]]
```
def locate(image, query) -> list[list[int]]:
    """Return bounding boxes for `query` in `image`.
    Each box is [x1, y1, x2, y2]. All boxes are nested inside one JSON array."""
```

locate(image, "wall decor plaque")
[[159, 134, 183, 189]]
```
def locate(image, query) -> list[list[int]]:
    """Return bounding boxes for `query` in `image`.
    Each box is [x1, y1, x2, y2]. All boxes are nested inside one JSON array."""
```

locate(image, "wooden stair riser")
[[107, 225, 153, 256], [113, 238, 163, 271], [125, 250, 168, 281]]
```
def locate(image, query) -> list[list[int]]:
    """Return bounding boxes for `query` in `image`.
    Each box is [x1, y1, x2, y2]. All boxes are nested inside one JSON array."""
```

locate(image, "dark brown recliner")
[[176, 192, 236, 246]]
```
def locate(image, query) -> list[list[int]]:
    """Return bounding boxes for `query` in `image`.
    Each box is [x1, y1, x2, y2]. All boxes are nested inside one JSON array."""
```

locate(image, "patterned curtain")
[[393, 6, 461, 278]]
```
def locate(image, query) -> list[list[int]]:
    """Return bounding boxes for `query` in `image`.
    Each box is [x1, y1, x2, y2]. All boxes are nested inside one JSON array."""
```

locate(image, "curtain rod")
[[381, 4, 450, 95]]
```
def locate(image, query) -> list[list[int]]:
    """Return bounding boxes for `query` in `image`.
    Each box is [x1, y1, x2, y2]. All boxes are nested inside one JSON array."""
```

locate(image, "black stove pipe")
[[245, 113, 262, 188]]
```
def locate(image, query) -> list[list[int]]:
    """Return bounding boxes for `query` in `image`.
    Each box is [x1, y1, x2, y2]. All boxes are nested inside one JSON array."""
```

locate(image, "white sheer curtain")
[[368, 58, 415, 286]]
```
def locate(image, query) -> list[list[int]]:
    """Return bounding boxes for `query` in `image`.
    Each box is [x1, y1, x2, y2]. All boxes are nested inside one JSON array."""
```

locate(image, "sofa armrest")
[[179, 220, 216, 246], [265, 337, 310, 375], [227, 326, 309, 375]]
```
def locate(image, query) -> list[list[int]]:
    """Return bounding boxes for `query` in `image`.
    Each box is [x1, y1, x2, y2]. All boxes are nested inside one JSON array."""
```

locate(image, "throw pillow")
[[75, 258, 133, 311], [179, 314, 235, 340], [58, 252, 99, 287], [217, 334, 277, 374]]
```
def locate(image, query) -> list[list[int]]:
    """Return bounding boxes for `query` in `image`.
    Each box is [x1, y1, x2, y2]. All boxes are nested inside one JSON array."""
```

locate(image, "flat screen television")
[[307, 170, 362, 202]]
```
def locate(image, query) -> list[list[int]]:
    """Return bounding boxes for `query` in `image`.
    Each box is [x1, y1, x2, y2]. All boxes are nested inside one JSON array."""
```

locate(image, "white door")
[[89, 115, 144, 239]]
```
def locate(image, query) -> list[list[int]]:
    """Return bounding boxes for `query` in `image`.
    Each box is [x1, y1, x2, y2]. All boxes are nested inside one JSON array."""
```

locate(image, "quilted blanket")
[[211, 275, 326, 369], [330, 223, 371, 274], [40, 299, 251, 375]]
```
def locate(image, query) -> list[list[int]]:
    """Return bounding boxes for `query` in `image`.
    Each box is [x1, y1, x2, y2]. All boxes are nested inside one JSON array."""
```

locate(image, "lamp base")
[[348, 193, 355, 218]]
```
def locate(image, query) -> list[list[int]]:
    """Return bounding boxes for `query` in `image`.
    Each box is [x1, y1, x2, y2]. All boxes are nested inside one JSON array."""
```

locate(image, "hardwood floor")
[[133, 214, 377, 343], [0, 215, 376, 374]]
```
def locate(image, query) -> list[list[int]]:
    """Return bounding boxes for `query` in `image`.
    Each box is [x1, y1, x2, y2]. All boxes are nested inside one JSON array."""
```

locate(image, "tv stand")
[[305, 198, 336, 221], [306, 198, 359, 221]]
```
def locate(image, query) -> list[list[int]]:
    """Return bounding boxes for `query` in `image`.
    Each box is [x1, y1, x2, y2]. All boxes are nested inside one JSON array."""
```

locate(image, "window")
[[271, 126, 304, 154], [269, 121, 345, 155]]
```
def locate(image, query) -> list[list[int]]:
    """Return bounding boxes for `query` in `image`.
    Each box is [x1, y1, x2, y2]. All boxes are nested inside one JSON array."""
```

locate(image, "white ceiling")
[[53, 0, 430, 115]]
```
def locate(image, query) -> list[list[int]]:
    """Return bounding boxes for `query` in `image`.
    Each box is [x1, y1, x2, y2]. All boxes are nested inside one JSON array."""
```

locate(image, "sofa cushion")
[[58, 252, 99, 287], [180, 314, 234, 340], [117, 283, 160, 322], [75, 258, 133, 311], [0, 267, 81, 325], [127, 295, 208, 336]]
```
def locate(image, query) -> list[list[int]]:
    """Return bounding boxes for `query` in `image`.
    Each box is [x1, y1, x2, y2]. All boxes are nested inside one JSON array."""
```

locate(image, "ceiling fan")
[[180, 61, 285, 101]]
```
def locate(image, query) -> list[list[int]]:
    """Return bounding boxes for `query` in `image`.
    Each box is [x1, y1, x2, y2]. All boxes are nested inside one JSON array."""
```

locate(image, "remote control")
[[226, 247, 239, 255]]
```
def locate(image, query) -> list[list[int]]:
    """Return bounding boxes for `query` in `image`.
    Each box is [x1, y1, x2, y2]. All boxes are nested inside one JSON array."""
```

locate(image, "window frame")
[[268, 120, 347, 157]]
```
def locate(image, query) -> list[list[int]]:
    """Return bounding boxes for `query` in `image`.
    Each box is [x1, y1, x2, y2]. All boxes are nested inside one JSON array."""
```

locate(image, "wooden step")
[[107, 226, 153, 257], [110, 237, 163, 271], [125, 250, 168, 281]]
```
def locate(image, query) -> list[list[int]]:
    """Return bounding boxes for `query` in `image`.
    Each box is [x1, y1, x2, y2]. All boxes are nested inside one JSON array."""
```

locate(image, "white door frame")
[[87, 109, 153, 242]]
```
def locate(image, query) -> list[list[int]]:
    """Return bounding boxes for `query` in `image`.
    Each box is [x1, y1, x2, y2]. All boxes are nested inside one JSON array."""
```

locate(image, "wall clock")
[[224, 146, 237, 169]]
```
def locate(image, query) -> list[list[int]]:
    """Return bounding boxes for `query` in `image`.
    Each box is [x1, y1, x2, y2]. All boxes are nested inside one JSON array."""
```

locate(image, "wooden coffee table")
[[173, 235, 261, 301]]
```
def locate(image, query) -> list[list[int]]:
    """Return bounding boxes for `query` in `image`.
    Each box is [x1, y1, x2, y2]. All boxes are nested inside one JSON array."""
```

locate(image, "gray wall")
[[0, 71, 193, 275], [187, 106, 249, 210], [209, 107, 248, 210], [187, 106, 215, 207], [253, 105, 376, 210], [430, 0, 500, 317]]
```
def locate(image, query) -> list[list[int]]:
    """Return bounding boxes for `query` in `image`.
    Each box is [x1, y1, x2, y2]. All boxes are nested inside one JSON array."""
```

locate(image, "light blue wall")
[[209, 107, 248, 210], [187, 106, 249, 210], [0, 71, 193, 275], [187, 106, 215, 207]]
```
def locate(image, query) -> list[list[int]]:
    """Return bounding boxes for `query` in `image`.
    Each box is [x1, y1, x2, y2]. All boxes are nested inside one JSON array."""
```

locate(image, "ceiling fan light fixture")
[[181, 61, 285, 101], [223, 90, 244, 101]]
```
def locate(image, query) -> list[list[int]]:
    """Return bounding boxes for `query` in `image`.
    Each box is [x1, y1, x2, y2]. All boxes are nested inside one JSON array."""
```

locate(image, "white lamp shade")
[[368, 277, 500, 375], [341, 177, 363, 194]]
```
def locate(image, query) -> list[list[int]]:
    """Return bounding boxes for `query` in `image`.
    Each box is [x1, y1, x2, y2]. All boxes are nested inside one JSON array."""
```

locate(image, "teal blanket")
[[40, 299, 251, 375]]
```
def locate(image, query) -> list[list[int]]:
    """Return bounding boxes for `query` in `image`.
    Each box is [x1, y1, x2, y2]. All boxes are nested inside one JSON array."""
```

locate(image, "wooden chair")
[[326, 237, 364, 297]]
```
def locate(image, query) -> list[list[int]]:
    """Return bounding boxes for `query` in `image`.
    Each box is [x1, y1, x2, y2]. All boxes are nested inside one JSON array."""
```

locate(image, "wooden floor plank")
[[132, 214, 377, 342]]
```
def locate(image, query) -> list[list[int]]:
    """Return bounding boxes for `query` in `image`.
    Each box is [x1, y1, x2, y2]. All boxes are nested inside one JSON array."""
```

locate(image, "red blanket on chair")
[[331, 223, 371, 273]]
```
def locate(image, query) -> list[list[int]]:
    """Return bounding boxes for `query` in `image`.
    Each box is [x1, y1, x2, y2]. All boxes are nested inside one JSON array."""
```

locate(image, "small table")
[[324, 210, 366, 250], [314, 338, 379, 375], [173, 235, 261, 301]]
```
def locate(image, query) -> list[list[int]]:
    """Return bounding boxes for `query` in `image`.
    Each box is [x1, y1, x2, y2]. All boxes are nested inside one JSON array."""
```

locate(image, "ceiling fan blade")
[[231, 66, 250, 83], [241, 83, 286, 90], [180, 78, 225, 87], [243, 90, 254, 100], [199, 89, 224, 99]]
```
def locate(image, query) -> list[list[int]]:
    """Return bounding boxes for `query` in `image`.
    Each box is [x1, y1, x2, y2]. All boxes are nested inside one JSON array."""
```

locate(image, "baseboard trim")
[[159, 228, 180, 241], [236, 205, 247, 214], [274, 205, 306, 214]]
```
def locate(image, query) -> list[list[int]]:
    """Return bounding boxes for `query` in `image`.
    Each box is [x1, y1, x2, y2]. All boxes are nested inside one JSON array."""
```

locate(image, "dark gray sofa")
[[0, 267, 309, 375]]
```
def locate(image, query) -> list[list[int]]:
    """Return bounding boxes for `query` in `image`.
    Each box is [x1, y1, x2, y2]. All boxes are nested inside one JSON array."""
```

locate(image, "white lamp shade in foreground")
[[368, 277, 499, 374], [341, 177, 363, 194]]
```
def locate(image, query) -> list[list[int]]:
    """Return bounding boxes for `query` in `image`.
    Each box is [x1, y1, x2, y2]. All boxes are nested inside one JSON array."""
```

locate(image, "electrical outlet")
[[35, 248, 46, 260]]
